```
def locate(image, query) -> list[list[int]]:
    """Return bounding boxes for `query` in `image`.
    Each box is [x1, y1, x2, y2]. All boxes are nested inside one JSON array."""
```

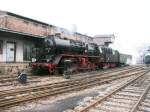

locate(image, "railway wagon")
[[101, 47, 120, 68], [30, 34, 131, 75], [119, 53, 132, 66]]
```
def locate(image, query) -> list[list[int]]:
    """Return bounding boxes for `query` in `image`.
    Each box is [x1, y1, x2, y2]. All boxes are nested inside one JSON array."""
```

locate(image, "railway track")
[[0, 66, 144, 95], [0, 66, 141, 87], [0, 66, 147, 109], [130, 81, 150, 112], [0, 75, 38, 83], [0, 65, 142, 83], [71, 68, 150, 112], [71, 66, 141, 79]]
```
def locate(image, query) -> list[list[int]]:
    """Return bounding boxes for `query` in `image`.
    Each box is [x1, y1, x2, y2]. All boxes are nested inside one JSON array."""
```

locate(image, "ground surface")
[[3, 73, 134, 112]]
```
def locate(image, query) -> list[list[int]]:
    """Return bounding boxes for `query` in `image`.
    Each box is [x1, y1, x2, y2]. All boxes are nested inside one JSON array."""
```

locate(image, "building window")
[[23, 20, 29, 24], [23, 43, 32, 61], [0, 40, 3, 54], [42, 25, 47, 28], [33, 23, 38, 26]]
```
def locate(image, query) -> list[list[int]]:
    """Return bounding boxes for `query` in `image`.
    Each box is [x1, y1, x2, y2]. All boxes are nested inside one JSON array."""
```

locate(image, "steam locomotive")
[[31, 34, 131, 75]]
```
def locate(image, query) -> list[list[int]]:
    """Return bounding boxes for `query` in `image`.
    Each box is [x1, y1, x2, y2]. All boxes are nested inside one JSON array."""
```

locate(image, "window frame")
[[23, 43, 32, 61], [0, 40, 3, 54]]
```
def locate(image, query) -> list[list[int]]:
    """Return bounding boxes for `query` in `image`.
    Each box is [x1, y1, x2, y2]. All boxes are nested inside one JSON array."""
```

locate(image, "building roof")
[[1, 10, 81, 36], [0, 10, 105, 39], [94, 34, 115, 38], [0, 27, 45, 38], [75, 32, 93, 39], [8, 12, 51, 27], [0, 10, 56, 27]]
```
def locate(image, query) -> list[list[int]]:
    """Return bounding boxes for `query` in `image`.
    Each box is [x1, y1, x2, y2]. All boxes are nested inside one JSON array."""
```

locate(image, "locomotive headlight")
[[31, 58, 36, 62]]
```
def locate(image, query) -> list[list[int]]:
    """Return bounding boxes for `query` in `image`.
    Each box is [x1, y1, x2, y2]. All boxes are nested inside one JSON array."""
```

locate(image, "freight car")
[[30, 34, 131, 75], [119, 53, 132, 66], [101, 47, 120, 68]]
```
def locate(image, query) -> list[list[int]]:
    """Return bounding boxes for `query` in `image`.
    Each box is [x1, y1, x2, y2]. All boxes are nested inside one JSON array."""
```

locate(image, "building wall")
[[75, 33, 93, 43], [0, 36, 31, 75], [0, 16, 6, 27], [94, 35, 115, 46], [5, 16, 52, 36], [0, 36, 35, 62], [0, 36, 23, 62], [93, 37, 114, 46], [0, 11, 97, 43], [0, 15, 79, 40], [93, 37, 105, 45], [0, 33, 30, 75], [3, 15, 79, 38], [0, 11, 7, 16], [0, 13, 93, 42], [0, 63, 29, 75]]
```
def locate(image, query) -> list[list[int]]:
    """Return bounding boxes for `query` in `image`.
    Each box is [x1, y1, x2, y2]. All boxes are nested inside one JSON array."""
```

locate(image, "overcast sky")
[[0, 0, 150, 61]]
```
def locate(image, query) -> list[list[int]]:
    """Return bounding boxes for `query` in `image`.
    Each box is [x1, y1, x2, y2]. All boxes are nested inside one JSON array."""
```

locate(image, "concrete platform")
[[0, 63, 29, 75]]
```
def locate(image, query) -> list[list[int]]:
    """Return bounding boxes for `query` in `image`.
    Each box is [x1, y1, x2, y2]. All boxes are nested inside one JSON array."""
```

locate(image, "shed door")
[[6, 42, 15, 62]]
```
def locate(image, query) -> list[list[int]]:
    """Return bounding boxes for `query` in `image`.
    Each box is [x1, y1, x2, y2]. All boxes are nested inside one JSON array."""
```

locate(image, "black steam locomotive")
[[31, 34, 131, 75]]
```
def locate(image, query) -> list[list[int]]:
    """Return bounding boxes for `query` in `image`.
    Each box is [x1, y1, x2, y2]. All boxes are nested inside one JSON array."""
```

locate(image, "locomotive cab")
[[86, 43, 100, 56]]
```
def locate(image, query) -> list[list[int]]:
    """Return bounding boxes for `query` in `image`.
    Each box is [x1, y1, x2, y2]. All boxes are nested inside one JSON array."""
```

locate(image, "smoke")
[[135, 43, 150, 64]]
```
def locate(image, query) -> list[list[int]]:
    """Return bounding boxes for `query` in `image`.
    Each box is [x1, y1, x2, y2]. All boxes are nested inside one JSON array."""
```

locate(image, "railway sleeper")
[[111, 95, 139, 101], [88, 108, 107, 112], [143, 99, 150, 104], [95, 104, 130, 112], [116, 91, 142, 97], [145, 97, 150, 101], [108, 98, 136, 104], [115, 92, 141, 98], [124, 87, 145, 91], [121, 90, 143, 94], [141, 102, 150, 108], [100, 101, 133, 108], [139, 106, 150, 111]]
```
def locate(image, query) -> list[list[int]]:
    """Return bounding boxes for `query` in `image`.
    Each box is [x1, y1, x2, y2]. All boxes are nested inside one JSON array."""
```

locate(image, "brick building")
[[0, 27, 44, 74], [0, 10, 57, 36], [0, 27, 44, 62], [75, 32, 93, 43], [93, 34, 115, 46], [0, 10, 92, 41]]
